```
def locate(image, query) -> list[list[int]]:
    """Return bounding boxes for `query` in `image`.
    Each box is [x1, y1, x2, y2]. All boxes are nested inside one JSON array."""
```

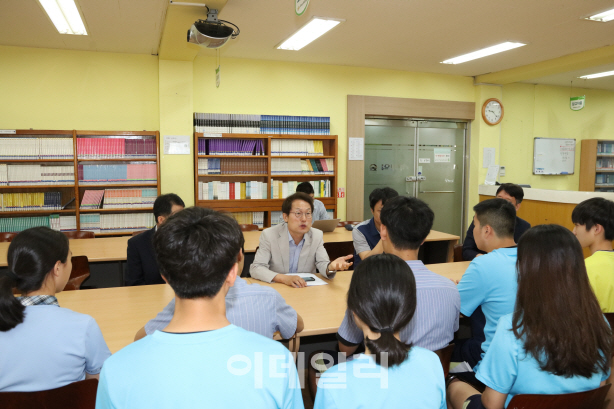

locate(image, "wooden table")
[[0, 228, 459, 267], [56, 261, 470, 353]]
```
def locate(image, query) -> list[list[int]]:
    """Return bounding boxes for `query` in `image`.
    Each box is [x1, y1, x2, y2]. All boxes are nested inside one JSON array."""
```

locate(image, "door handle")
[[419, 190, 455, 193]]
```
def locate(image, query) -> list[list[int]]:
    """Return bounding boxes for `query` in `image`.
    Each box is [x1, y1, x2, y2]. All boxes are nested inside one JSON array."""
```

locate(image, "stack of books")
[[229, 212, 264, 228], [197, 139, 265, 156], [271, 158, 334, 175], [198, 158, 267, 175], [0, 214, 75, 233], [79, 213, 155, 234], [0, 192, 64, 212], [0, 164, 75, 185], [78, 164, 157, 184], [198, 181, 267, 200], [0, 138, 73, 160], [193, 113, 330, 135], [270, 180, 331, 199], [271, 140, 324, 156], [77, 138, 157, 159]]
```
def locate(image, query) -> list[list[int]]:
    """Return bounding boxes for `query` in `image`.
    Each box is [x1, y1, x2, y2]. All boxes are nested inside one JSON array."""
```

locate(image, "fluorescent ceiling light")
[[39, 0, 87, 35], [585, 8, 614, 22], [579, 70, 614, 79], [277, 17, 344, 51], [441, 42, 526, 64]]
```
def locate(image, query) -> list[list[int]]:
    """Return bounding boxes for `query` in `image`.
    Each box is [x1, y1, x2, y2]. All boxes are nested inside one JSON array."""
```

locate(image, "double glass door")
[[364, 119, 466, 237]]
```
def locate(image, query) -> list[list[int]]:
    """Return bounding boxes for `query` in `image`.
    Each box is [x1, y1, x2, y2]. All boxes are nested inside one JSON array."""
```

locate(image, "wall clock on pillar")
[[482, 98, 504, 125]]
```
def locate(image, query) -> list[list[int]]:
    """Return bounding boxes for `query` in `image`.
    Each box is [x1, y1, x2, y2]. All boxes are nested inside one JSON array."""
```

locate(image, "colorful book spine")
[[198, 139, 265, 156], [76, 138, 156, 159], [0, 165, 74, 185], [228, 212, 264, 228], [270, 179, 331, 199], [79, 213, 155, 234], [271, 158, 333, 175], [197, 181, 267, 200], [0, 192, 64, 212], [194, 113, 330, 135], [198, 158, 267, 175], [78, 164, 157, 184], [0, 214, 76, 233]]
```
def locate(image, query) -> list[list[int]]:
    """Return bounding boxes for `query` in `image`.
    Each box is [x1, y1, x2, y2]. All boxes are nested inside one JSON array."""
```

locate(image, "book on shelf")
[[229, 212, 264, 228], [596, 174, 614, 184], [80, 190, 105, 209], [0, 192, 63, 212], [77, 164, 157, 184], [596, 158, 614, 169], [77, 138, 157, 159], [0, 215, 75, 233], [598, 143, 614, 154], [198, 181, 267, 200], [198, 139, 265, 156], [0, 137, 73, 160], [198, 158, 267, 175], [0, 164, 74, 186], [271, 140, 324, 156], [271, 180, 331, 199], [102, 188, 157, 209], [194, 113, 330, 135], [80, 213, 155, 234], [271, 158, 334, 175]]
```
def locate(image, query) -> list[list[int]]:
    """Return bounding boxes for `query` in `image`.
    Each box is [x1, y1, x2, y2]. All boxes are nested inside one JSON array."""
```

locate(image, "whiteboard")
[[533, 138, 576, 175]]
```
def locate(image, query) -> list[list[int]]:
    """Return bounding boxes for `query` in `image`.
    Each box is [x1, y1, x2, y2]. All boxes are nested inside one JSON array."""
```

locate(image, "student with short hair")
[[96, 207, 303, 409], [448, 225, 611, 409], [250, 192, 352, 288], [337, 196, 459, 354], [0, 227, 110, 391], [462, 183, 530, 261], [125, 193, 185, 286], [296, 181, 331, 221], [351, 187, 399, 268], [572, 197, 614, 312], [315, 254, 446, 409]]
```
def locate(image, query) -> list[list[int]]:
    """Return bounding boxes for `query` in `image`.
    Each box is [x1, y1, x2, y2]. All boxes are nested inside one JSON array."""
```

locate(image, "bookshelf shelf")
[[0, 185, 75, 189], [271, 174, 334, 178], [198, 155, 266, 159], [77, 158, 157, 162], [0, 209, 76, 216], [0, 159, 75, 162], [78, 183, 158, 188], [270, 155, 335, 159], [198, 174, 267, 178]]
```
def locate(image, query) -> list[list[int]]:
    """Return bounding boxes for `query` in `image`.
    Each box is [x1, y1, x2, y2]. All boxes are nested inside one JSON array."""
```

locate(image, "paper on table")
[[287, 273, 328, 286]]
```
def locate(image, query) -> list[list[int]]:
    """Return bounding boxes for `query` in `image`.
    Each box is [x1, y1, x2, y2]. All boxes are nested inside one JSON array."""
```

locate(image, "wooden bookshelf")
[[194, 133, 338, 227], [0, 129, 160, 236], [580, 139, 614, 192]]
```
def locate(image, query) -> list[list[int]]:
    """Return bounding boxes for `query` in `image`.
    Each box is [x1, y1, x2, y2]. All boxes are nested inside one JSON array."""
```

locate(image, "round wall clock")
[[482, 98, 504, 125]]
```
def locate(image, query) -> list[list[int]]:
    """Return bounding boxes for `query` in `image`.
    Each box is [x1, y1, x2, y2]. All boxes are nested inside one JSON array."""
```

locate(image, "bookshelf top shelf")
[[196, 133, 337, 140]]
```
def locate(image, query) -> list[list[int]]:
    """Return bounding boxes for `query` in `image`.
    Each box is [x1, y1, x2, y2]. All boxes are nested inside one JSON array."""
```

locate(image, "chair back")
[[323, 241, 355, 264], [64, 256, 90, 291], [433, 343, 455, 378], [0, 232, 17, 243], [507, 383, 611, 409], [239, 224, 259, 232], [63, 231, 95, 239], [453, 244, 464, 262], [0, 378, 99, 409]]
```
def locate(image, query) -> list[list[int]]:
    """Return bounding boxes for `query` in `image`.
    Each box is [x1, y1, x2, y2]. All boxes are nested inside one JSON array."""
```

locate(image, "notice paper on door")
[[434, 148, 451, 163], [348, 138, 364, 160]]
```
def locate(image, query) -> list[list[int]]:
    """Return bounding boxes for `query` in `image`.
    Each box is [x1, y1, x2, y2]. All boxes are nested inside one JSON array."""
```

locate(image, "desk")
[[56, 260, 470, 353]]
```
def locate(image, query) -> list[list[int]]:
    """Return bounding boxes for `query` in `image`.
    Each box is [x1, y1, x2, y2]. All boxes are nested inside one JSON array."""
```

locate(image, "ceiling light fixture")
[[38, 0, 87, 35], [277, 17, 344, 51], [585, 8, 614, 22], [579, 70, 614, 79], [441, 42, 526, 64]]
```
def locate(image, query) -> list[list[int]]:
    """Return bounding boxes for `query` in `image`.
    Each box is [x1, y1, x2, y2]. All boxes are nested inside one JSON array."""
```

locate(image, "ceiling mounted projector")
[[187, 8, 240, 49]]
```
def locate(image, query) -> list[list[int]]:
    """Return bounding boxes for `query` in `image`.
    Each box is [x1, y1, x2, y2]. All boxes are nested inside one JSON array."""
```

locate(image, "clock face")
[[484, 100, 502, 124]]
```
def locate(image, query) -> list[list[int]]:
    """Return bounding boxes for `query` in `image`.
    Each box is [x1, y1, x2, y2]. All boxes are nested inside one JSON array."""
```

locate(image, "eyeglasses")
[[290, 211, 312, 219]]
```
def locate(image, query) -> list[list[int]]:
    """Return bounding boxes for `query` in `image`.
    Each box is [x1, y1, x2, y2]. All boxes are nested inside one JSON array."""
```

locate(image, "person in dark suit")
[[462, 183, 531, 261], [125, 193, 185, 286]]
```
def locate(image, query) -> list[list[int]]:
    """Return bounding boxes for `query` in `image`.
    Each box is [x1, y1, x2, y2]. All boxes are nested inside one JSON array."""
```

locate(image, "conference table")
[[56, 261, 470, 353], [0, 227, 459, 267]]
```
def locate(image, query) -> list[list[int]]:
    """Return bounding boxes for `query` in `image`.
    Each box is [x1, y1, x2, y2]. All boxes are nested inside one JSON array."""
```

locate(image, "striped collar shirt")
[[17, 295, 59, 307]]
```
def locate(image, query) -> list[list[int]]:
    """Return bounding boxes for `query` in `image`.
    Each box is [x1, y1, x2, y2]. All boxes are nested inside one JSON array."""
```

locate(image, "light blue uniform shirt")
[[315, 348, 446, 409], [313, 199, 331, 221], [96, 325, 304, 409], [476, 314, 609, 408], [288, 230, 305, 274], [144, 277, 298, 339], [0, 305, 110, 392], [457, 247, 518, 371]]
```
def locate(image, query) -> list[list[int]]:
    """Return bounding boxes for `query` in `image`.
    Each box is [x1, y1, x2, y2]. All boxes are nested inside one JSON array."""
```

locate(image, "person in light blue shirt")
[[296, 181, 331, 221], [96, 207, 303, 409], [315, 254, 446, 409], [448, 225, 612, 409], [0, 227, 110, 392]]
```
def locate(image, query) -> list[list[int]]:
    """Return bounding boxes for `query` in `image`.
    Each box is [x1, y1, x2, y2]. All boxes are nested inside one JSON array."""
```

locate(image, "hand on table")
[[276, 274, 307, 288], [329, 255, 354, 271]]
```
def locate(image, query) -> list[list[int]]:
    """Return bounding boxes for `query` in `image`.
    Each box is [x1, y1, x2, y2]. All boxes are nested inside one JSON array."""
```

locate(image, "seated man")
[[351, 187, 399, 268], [337, 196, 460, 353], [451, 198, 519, 387], [462, 183, 530, 261], [125, 193, 184, 286], [96, 207, 303, 408], [250, 192, 352, 288], [572, 197, 614, 312], [296, 181, 331, 221]]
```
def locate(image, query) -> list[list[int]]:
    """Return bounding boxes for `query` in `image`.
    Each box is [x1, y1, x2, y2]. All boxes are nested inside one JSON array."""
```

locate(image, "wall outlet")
[[500, 166, 506, 176]]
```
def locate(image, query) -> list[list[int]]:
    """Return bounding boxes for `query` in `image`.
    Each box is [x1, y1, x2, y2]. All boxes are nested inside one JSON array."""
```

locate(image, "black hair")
[[296, 182, 314, 195], [0, 227, 69, 331], [473, 198, 516, 239], [153, 193, 185, 222], [496, 183, 524, 204], [154, 207, 244, 299], [281, 192, 314, 215], [369, 187, 399, 210], [347, 254, 416, 367], [379, 196, 434, 250], [572, 197, 614, 241]]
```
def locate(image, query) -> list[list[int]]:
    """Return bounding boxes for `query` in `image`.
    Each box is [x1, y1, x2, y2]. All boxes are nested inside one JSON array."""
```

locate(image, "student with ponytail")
[[314, 254, 446, 409], [0, 227, 110, 391]]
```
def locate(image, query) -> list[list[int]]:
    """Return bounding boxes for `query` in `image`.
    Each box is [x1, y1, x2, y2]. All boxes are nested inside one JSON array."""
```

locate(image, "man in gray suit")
[[250, 192, 353, 288]]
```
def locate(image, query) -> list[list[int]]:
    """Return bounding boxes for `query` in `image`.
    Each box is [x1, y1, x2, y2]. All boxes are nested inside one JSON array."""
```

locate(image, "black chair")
[[506, 384, 610, 409], [0, 379, 99, 409]]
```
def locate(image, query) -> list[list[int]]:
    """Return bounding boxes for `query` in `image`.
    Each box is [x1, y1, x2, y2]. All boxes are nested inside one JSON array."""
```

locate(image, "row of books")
[[80, 213, 155, 234], [271, 158, 334, 175], [0, 192, 64, 212], [80, 188, 157, 209], [197, 158, 267, 175], [270, 180, 332, 199], [228, 212, 264, 229], [0, 215, 75, 233], [596, 158, 614, 169], [197, 139, 265, 156], [77, 164, 157, 184], [271, 140, 325, 156], [197, 181, 267, 200], [0, 164, 74, 185], [595, 174, 614, 184], [77, 138, 157, 159], [0, 138, 73, 159], [270, 209, 334, 226], [598, 143, 614, 154], [194, 113, 331, 135]]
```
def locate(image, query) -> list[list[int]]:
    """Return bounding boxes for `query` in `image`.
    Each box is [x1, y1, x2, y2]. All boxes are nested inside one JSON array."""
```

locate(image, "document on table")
[[287, 273, 328, 286]]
